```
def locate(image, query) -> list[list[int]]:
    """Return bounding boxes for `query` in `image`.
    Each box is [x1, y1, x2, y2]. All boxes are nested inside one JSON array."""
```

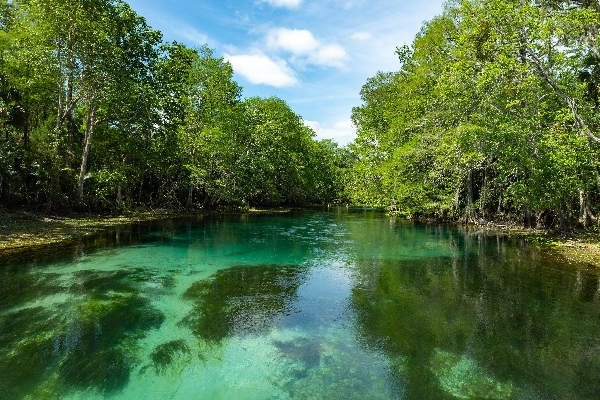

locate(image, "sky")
[[126, 0, 446, 145]]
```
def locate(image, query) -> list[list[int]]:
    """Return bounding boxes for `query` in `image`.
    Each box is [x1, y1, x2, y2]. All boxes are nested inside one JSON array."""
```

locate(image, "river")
[[0, 208, 598, 399]]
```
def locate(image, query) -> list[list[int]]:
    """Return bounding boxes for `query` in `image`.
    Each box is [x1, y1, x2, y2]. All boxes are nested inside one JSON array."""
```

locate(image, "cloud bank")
[[224, 53, 298, 87], [267, 28, 349, 68]]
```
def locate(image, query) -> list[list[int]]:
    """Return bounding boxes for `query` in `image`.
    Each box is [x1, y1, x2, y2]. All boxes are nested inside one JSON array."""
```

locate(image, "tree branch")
[[525, 47, 600, 144]]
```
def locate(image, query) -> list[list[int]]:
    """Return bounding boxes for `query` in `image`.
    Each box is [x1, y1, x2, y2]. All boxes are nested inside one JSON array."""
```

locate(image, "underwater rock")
[[431, 349, 514, 399]]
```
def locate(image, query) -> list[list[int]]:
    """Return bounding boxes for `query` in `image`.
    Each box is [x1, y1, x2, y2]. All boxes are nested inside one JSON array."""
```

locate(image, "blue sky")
[[126, 0, 445, 145]]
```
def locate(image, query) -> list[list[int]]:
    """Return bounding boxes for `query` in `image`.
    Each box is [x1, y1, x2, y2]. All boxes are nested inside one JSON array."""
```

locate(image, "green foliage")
[[0, 0, 341, 209], [348, 0, 600, 228]]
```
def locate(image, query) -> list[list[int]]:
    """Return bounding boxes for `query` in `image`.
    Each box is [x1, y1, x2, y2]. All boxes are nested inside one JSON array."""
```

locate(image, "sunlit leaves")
[[348, 0, 600, 227]]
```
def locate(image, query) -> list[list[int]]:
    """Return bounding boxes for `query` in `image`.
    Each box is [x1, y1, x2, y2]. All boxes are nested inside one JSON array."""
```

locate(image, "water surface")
[[1, 208, 599, 399]]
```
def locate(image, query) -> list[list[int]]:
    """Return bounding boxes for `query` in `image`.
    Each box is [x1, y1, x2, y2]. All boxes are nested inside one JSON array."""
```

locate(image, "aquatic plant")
[[431, 349, 514, 399], [180, 264, 306, 343], [0, 307, 59, 400], [58, 292, 165, 392], [150, 339, 191, 374], [0, 270, 62, 311], [0, 268, 166, 398]]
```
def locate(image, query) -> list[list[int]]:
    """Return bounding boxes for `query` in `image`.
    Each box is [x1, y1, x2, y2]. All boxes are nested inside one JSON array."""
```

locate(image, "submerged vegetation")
[[181, 264, 306, 343], [350, 234, 600, 399], [0, 268, 167, 398], [149, 339, 191, 374]]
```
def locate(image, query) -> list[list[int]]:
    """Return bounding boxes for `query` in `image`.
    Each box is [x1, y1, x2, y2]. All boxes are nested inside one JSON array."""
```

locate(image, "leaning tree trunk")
[[77, 102, 97, 204]]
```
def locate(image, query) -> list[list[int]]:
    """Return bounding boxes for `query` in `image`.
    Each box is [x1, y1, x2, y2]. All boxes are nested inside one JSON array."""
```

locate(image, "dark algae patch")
[[180, 264, 306, 343], [150, 339, 191, 374], [0, 268, 166, 399]]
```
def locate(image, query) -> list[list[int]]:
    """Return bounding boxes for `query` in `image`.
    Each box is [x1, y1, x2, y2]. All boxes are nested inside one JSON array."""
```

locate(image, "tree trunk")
[[579, 189, 594, 228], [117, 182, 123, 207], [56, 39, 63, 137], [558, 200, 572, 231], [187, 185, 194, 209], [23, 111, 29, 148], [77, 103, 97, 204], [454, 177, 462, 214], [65, 29, 75, 170], [463, 170, 477, 223], [479, 168, 487, 218], [497, 187, 503, 214]]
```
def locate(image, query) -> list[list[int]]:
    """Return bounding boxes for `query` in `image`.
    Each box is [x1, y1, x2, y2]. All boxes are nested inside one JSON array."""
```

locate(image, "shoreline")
[[0, 207, 292, 256], [1, 208, 599, 268]]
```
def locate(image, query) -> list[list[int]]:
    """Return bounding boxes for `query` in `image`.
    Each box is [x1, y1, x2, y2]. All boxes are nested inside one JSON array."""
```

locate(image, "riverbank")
[[1, 208, 599, 267], [0, 209, 180, 254], [405, 213, 600, 268], [506, 229, 600, 269]]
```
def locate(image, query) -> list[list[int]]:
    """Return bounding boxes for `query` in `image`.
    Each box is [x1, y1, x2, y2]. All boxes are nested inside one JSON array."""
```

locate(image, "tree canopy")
[[0, 0, 345, 210], [347, 0, 600, 229]]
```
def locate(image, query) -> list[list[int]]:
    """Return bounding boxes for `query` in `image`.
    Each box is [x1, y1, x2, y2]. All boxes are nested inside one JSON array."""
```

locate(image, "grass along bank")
[[0, 209, 183, 254], [0, 207, 296, 255]]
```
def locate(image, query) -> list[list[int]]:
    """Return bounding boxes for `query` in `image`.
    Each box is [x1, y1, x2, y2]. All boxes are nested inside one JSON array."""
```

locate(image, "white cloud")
[[266, 28, 349, 68], [267, 28, 319, 55], [312, 44, 348, 68], [351, 32, 372, 41], [304, 120, 356, 145], [224, 53, 298, 87], [260, 0, 303, 9]]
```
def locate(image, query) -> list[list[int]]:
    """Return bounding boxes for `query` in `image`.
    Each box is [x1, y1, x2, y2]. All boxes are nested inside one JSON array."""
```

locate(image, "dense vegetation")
[[348, 0, 600, 230], [3, 0, 599, 231], [0, 0, 347, 210]]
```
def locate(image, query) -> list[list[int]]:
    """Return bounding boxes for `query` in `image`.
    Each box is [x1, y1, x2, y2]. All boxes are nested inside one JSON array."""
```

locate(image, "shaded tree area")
[[347, 0, 600, 230], [0, 0, 345, 211]]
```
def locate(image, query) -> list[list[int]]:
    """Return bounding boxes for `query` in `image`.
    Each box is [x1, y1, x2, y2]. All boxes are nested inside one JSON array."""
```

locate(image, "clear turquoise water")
[[1, 208, 599, 399]]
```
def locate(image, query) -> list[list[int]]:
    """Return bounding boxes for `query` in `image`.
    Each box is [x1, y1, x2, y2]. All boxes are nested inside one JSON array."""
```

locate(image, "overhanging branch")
[[525, 47, 600, 144]]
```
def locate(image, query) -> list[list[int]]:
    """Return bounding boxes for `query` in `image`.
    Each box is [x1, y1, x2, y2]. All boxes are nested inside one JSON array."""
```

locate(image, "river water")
[[1, 208, 599, 399]]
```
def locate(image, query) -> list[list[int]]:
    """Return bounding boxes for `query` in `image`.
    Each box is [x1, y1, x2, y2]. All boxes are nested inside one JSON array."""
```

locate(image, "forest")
[[0, 0, 348, 211], [2, 0, 600, 231], [348, 0, 600, 230]]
